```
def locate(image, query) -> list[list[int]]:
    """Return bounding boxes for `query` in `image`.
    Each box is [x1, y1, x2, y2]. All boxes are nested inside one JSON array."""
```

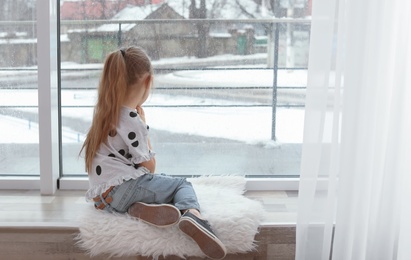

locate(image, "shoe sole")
[[179, 217, 227, 260], [128, 202, 181, 228]]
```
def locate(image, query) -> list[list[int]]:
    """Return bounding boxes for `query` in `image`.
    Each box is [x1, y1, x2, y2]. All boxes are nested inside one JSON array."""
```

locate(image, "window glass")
[[0, 1, 39, 176], [60, 0, 311, 177]]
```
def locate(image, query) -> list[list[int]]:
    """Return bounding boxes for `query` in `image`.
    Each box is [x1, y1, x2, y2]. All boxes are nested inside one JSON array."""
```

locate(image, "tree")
[[268, 0, 282, 17], [0, 0, 35, 21], [0, 0, 36, 38], [189, 0, 208, 58]]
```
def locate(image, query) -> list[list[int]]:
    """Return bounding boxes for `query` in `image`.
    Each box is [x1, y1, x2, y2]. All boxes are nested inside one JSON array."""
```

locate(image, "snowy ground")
[[0, 63, 307, 145], [1, 65, 308, 176], [0, 91, 305, 145]]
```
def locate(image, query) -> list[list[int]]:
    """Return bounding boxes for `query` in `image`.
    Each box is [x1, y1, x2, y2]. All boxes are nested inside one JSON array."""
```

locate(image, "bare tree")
[[189, 0, 209, 58], [0, 0, 36, 37], [0, 0, 35, 21]]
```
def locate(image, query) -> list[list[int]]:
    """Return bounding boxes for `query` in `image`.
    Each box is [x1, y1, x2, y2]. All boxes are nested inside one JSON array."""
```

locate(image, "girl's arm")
[[136, 106, 156, 173], [139, 137, 156, 173], [139, 155, 156, 173]]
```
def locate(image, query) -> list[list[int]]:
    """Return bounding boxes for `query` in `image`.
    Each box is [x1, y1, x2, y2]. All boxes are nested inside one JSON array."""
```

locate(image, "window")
[[60, 0, 311, 179], [0, 0, 310, 191], [0, 2, 38, 177]]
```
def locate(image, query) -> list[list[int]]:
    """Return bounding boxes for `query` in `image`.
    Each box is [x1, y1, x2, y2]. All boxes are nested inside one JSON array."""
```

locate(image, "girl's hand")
[[136, 106, 146, 122]]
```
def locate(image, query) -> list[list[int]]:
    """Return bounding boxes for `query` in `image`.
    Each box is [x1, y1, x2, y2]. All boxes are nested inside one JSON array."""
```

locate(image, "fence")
[[0, 18, 311, 176], [59, 18, 311, 140]]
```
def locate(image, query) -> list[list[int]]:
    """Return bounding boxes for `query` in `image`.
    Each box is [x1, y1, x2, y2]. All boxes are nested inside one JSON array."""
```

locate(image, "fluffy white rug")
[[75, 176, 265, 259]]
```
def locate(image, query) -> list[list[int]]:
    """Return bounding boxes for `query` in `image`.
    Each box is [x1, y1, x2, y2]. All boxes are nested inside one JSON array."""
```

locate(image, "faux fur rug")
[[75, 176, 265, 259]]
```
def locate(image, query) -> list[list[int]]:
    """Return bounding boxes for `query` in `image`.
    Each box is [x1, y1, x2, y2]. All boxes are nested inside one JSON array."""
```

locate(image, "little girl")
[[81, 46, 226, 259]]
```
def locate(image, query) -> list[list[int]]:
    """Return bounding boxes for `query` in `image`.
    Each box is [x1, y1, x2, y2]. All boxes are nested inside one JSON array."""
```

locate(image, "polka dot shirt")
[[86, 106, 155, 201]]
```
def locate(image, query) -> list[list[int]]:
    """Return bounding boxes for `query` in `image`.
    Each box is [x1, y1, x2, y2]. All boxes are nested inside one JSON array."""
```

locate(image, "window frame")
[[0, 0, 306, 193], [57, 177, 299, 191]]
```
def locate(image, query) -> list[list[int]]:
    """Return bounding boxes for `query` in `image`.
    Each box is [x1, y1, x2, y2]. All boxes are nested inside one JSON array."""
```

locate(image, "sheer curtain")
[[296, 0, 411, 259]]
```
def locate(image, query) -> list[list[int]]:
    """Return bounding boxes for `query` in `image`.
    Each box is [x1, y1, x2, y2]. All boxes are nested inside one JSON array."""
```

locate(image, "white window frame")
[[0, 0, 59, 193], [37, 0, 60, 195], [0, 0, 300, 193], [58, 177, 299, 191]]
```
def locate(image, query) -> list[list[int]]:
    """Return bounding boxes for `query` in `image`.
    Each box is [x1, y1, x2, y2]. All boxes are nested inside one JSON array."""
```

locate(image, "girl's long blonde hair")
[[81, 46, 153, 173]]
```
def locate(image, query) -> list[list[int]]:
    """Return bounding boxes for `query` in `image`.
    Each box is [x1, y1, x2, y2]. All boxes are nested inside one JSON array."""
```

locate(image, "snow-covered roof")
[[113, 4, 162, 20], [96, 4, 163, 32]]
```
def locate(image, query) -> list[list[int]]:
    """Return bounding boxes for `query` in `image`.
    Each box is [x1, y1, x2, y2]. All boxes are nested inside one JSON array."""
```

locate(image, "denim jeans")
[[95, 174, 200, 214]]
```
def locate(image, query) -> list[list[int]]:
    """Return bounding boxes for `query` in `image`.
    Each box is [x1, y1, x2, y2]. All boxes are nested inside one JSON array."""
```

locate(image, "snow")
[[58, 91, 305, 144], [152, 53, 268, 66], [1, 92, 305, 144], [146, 105, 305, 144], [115, 4, 162, 20], [0, 38, 37, 45], [0, 115, 39, 144], [1, 95, 305, 145], [67, 4, 163, 34], [68, 0, 277, 34], [158, 66, 307, 87], [95, 4, 163, 32], [209, 33, 232, 38], [0, 62, 307, 145], [0, 114, 82, 144]]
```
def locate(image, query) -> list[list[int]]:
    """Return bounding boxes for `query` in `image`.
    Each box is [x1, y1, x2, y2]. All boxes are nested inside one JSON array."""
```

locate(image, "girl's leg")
[[102, 173, 226, 259], [168, 176, 200, 212], [108, 173, 200, 213], [139, 174, 226, 259]]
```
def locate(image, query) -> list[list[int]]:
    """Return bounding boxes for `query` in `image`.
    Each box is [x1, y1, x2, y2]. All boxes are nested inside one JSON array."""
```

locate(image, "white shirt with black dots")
[[85, 106, 155, 201]]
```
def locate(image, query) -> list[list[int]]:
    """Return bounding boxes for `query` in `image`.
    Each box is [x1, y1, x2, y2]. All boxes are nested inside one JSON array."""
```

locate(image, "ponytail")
[[81, 46, 153, 173]]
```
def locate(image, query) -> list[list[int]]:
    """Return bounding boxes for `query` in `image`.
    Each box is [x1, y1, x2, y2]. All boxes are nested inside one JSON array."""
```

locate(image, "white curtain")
[[296, 0, 411, 259]]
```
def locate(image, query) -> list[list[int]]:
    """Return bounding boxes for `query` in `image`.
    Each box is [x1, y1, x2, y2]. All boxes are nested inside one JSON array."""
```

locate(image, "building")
[[65, 0, 275, 63]]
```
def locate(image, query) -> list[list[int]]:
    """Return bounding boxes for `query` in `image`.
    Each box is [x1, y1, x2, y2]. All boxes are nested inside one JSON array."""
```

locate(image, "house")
[[166, 0, 275, 57], [65, 0, 275, 63], [60, 0, 164, 20], [114, 3, 195, 60], [66, 3, 195, 63]]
